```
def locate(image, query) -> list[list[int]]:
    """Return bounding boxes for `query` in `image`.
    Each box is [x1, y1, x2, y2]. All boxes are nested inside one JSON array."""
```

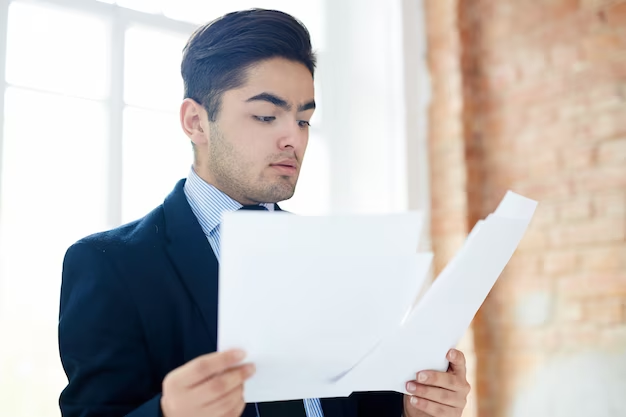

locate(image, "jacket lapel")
[[162, 179, 220, 349], [161, 186, 354, 415]]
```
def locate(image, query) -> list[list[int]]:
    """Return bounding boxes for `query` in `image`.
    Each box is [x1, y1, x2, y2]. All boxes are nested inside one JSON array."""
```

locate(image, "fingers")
[[208, 385, 247, 417], [197, 363, 256, 404], [414, 369, 462, 391], [168, 349, 247, 389], [406, 382, 466, 408], [161, 351, 253, 417], [447, 349, 466, 376], [407, 395, 459, 417]]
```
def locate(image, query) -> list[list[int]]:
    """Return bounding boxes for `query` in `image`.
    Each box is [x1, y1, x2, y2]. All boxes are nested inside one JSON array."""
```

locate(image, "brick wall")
[[424, 1, 478, 416], [425, 0, 626, 416]]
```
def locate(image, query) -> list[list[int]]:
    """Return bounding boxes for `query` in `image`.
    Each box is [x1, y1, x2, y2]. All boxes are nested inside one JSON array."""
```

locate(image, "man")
[[58, 9, 470, 417]]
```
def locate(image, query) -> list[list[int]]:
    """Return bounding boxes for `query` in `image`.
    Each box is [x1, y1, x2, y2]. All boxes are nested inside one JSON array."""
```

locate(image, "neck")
[[191, 164, 258, 206]]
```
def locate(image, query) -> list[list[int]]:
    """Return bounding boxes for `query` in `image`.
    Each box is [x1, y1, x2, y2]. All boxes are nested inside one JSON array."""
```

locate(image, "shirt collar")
[[183, 167, 274, 237]]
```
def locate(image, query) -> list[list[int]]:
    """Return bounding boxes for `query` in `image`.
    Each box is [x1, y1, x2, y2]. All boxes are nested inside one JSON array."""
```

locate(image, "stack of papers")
[[218, 191, 537, 402]]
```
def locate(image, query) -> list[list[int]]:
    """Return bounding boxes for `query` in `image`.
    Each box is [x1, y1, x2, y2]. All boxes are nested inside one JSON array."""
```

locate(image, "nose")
[[277, 120, 307, 151]]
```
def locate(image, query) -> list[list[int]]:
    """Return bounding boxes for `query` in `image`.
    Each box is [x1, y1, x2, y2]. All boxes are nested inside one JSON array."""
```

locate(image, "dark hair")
[[181, 9, 317, 122]]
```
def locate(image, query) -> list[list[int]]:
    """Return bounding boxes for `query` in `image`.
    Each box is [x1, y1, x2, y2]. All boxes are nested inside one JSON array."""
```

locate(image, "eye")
[[298, 120, 311, 129], [254, 116, 275, 123]]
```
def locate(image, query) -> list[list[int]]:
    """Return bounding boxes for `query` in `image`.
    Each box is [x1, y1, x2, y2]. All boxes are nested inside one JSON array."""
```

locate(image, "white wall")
[[511, 352, 626, 417], [321, 0, 409, 214]]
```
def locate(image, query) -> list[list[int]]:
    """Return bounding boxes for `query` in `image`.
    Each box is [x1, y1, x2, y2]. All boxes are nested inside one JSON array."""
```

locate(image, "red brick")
[[543, 250, 580, 275], [518, 50, 549, 80], [427, 0, 626, 415], [549, 43, 584, 69], [530, 203, 558, 227], [433, 235, 468, 275], [554, 324, 611, 350], [431, 187, 468, 214], [605, 2, 626, 26], [432, 145, 467, 174], [580, 0, 622, 10], [572, 165, 626, 193], [592, 190, 626, 217], [487, 157, 529, 185], [548, 216, 626, 247], [598, 137, 626, 165], [505, 252, 544, 275], [552, 0, 583, 17], [598, 326, 626, 351], [498, 329, 543, 352], [514, 177, 573, 200], [556, 298, 585, 322], [528, 150, 561, 177], [510, 76, 570, 108], [517, 227, 551, 251], [558, 272, 626, 297], [588, 108, 626, 140], [557, 94, 589, 120], [579, 59, 626, 86], [560, 145, 597, 170], [486, 63, 519, 90], [586, 85, 626, 114], [559, 197, 593, 220], [579, 244, 626, 271], [431, 210, 469, 235], [582, 297, 626, 324], [582, 32, 626, 62]]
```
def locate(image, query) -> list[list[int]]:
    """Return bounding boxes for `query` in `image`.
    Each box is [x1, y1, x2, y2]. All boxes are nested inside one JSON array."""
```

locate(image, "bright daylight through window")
[[0, 1, 326, 416]]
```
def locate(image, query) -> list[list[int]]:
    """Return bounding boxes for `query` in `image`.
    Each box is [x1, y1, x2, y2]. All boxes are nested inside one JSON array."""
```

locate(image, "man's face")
[[186, 57, 315, 205]]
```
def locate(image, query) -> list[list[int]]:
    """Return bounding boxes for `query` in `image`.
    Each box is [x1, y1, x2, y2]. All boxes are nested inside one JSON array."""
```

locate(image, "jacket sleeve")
[[58, 242, 162, 417]]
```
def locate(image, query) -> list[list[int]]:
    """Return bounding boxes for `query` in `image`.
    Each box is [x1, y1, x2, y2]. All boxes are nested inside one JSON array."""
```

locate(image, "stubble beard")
[[208, 123, 297, 204]]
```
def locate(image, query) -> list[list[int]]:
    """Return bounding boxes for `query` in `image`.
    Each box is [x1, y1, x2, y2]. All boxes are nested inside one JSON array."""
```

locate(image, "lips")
[[270, 160, 298, 175], [271, 160, 298, 169]]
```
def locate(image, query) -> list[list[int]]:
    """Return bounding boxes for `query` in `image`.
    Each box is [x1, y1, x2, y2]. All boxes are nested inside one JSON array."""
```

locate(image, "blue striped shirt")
[[184, 167, 325, 417]]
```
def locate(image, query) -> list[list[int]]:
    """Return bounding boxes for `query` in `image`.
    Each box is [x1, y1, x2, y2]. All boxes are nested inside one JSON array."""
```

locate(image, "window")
[[0, 1, 327, 416], [0, 3, 110, 414], [121, 25, 191, 222]]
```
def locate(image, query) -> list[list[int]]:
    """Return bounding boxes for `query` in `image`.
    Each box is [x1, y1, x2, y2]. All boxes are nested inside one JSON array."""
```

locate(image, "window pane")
[[122, 107, 191, 223], [278, 133, 330, 215], [124, 25, 189, 112], [162, 0, 324, 49], [5, 2, 109, 99], [115, 0, 165, 14], [162, 0, 243, 24], [0, 88, 108, 417]]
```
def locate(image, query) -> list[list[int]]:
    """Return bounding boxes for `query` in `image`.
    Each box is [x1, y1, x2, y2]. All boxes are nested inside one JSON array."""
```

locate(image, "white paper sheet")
[[220, 212, 424, 258], [218, 192, 537, 402], [335, 214, 536, 394], [219, 253, 433, 402], [219, 211, 429, 402]]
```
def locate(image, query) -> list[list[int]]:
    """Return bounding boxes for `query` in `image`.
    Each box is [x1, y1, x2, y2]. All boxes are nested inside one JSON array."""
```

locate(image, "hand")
[[161, 349, 255, 417], [403, 349, 471, 417]]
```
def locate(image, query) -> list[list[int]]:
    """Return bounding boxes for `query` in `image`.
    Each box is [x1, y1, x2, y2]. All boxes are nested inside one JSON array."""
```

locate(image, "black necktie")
[[256, 400, 307, 417], [239, 204, 270, 211], [237, 204, 306, 417]]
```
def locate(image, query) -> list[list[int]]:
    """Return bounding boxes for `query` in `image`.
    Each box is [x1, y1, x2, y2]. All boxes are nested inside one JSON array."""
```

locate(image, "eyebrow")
[[246, 92, 316, 112]]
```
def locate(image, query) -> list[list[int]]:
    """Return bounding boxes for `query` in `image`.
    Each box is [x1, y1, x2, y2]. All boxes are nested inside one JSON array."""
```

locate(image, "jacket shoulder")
[[71, 205, 166, 256]]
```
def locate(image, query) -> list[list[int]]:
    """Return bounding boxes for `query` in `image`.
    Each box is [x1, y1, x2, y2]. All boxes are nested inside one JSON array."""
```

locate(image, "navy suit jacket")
[[58, 179, 404, 417]]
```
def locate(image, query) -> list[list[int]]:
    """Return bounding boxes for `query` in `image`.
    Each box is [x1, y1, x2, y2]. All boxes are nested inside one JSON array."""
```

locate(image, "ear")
[[180, 98, 209, 148]]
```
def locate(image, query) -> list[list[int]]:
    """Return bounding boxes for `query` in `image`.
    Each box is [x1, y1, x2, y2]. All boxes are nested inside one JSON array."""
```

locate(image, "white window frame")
[[0, 0, 327, 225], [0, 0, 9, 217], [0, 0, 200, 228], [401, 0, 432, 252]]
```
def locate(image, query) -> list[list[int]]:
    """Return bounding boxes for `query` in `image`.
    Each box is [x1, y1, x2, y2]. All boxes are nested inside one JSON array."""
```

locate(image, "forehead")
[[231, 57, 315, 105]]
